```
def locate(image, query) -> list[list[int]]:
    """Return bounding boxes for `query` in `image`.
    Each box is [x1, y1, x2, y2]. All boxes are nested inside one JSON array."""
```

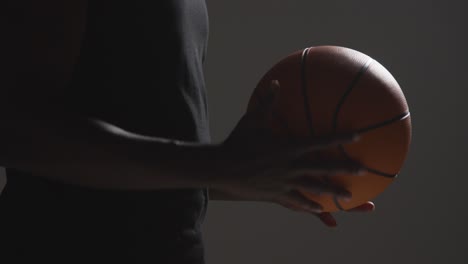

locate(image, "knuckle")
[[305, 202, 323, 213], [286, 191, 323, 213]]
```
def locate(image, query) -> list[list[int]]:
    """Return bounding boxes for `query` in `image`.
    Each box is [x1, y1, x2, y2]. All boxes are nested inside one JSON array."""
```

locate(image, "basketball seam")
[[301, 48, 315, 136], [331, 58, 373, 211], [302, 47, 329, 210], [339, 112, 411, 178], [331, 59, 410, 210], [356, 111, 410, 134], [332, 58, 374, 133], [261, 49, 409, 212]]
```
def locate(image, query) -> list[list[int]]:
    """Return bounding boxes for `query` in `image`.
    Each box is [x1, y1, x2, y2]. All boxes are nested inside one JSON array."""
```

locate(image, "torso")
[[1, 1, 210, 262], [67, 0, 210, 142]]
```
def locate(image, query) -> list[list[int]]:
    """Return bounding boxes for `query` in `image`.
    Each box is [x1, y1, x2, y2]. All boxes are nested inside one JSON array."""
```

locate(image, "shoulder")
[[2, 0, 89, 112]]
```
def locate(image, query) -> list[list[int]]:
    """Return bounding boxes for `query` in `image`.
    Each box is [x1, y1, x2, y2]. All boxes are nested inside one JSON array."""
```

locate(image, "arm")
[[0, 111, 218, 190], [209, 188, 246, 201], [0, 0, 216, 190], [1, 1, 371, 227]]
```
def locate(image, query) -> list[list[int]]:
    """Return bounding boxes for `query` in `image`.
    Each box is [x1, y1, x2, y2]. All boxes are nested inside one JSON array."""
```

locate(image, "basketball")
[[247, 46, 412, 212]]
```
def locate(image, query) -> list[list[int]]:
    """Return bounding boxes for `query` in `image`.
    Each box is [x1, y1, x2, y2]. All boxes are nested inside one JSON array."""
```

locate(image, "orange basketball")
[[247, 46, 412, 212]]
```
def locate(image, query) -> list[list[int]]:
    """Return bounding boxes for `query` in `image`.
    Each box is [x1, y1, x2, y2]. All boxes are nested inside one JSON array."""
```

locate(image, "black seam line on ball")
[[355, 112, 410, 134], [339, 145, 399, 178], [337, 112, 410, 178], [330, 57, 372, 212], [301, 47, 315, 136], [255, 90, 292, 136], [332, 58, 374, 133]]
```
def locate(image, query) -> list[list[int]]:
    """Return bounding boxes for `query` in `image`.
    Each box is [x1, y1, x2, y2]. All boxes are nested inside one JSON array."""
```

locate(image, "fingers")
[[278, 201, 303, 212], [288, 159, 366, 177], [346, 201, 375, 212], [287, 177, 352, 201], [266, 80, 281, 103], [279, 189, 324, 214], [254, 80, 281, 118], [284, 134, 360, 159], [278, 197, 338, 228], [317, 212, 337, 227], [316, 202, 375, 228], [238, 80, 281, 137]]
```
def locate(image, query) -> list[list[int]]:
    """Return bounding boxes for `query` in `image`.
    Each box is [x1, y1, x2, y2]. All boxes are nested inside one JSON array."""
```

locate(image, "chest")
[[84, 0, 208, 45]]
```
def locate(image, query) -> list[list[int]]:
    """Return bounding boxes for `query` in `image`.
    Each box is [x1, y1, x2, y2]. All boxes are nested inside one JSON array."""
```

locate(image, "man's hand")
[[318, 201, 375, 227], [282, 200, 375, 227], [205, 80, 375, 224]]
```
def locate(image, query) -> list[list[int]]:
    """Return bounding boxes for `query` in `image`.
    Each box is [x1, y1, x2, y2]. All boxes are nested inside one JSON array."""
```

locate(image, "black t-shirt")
[[0, 0, 210, 263]]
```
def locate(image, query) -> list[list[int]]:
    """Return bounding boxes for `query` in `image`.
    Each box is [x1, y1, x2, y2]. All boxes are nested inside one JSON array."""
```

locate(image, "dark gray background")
[[1, 0, 466, 263], [201, 0, 467, 263]]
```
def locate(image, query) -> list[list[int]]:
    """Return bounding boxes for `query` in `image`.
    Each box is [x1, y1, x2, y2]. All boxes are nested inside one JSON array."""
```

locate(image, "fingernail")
[[320, 213, 337, 227], [271, 80, 280, 94]]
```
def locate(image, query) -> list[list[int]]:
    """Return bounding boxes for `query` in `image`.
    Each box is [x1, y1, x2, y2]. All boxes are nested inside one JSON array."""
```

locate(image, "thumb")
[[230, 80, 281, 139], [254, 79, 281, 120], [264, 79, 281, 113]]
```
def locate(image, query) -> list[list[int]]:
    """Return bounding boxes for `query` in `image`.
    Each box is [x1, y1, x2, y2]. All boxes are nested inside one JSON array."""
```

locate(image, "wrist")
[[131, 138, 226, 189], [102, 124, 224, 190], [174, 141, 226, 189]]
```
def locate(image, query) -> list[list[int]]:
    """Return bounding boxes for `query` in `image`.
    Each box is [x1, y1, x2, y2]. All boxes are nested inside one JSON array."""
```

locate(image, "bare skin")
[[0, 1, 374, 230], [210, 80, 375, 227]]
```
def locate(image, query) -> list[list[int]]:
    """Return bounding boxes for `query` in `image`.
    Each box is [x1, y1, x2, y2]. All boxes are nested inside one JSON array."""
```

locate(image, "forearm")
[[0, 0, 222, 191], [209, 188, 247, 201], [0, 109, 218, 190]]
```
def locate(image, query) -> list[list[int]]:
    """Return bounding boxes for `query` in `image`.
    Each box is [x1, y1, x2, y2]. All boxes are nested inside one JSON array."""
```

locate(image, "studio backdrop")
[[202, 0, 467, 264]]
